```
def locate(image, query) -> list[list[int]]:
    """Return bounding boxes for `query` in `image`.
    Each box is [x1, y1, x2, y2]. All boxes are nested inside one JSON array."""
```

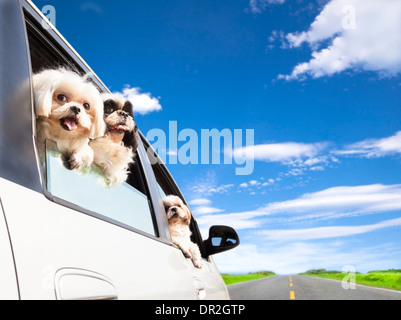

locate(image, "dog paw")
[[68, 154, 83, 170], [68, 148, 94, 170], [182, 250, 192, 259], [60, 154, 79, 170], [193, 259, 203, 269]]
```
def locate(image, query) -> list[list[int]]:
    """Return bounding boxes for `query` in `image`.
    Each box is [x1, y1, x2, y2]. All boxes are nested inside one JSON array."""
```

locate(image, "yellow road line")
[[289, 276, 295, 299]]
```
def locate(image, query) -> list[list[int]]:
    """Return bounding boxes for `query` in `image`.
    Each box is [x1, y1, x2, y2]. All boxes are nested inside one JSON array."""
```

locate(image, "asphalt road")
[[228, 275, 401, 300]]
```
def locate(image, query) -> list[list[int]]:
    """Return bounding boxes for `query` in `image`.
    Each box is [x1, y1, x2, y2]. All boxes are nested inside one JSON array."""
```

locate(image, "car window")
[[43, 140, 157, 236], [143, 140, 207, 255], [26, 16, 158, 237]]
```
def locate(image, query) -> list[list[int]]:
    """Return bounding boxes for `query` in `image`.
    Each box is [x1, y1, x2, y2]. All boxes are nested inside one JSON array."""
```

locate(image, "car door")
[[1, 141, 200, 300]]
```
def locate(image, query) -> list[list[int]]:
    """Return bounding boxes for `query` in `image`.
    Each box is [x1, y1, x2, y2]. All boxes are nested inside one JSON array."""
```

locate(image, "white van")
[[0, 0, 239, 300]]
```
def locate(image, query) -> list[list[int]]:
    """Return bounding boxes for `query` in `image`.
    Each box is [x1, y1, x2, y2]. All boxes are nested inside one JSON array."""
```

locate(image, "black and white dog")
[[90, 94, 138, 186]]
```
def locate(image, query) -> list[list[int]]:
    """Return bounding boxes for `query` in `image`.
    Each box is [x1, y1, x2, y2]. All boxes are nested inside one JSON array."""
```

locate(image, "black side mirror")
[[204, 225, 240, 256]]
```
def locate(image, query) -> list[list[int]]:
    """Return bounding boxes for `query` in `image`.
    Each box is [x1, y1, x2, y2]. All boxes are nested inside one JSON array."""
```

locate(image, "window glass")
[[44, 141, 156, 236]]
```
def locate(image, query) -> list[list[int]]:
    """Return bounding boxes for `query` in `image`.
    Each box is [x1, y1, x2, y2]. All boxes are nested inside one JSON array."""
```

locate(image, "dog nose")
[[70, 106, 80, 114], [118, 111, 129, 118], [171, 207, 177, 213]]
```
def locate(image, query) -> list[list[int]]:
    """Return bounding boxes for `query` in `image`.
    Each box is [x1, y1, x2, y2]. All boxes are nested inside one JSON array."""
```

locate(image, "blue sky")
[[34, 0, 401, 274]]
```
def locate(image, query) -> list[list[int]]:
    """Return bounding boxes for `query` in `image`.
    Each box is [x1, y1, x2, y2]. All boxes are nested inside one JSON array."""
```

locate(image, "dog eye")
[[83, 103, 90, 111], [57, 94, 67, 103], [105, 106, 113, 114]]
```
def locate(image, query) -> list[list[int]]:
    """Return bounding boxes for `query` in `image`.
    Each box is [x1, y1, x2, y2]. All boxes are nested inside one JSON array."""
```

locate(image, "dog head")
[[163, 195, 192, 227], [33, 68, 105, 139], [101, 93, 138, 151]]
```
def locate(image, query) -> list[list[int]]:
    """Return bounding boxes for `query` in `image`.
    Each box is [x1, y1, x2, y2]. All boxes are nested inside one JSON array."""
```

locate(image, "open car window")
[[143, 140, 208, 257], [25, 9, 159, 237]]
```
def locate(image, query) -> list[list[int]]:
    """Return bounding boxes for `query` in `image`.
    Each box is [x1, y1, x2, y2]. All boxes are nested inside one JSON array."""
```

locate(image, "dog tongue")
[[110, 125, 130, 131], [117, 125, 129, 131], [63, 117, 77, 131]]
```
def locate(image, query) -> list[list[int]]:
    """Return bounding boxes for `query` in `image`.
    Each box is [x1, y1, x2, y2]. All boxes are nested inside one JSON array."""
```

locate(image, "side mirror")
[[204, 225, 240, 256]]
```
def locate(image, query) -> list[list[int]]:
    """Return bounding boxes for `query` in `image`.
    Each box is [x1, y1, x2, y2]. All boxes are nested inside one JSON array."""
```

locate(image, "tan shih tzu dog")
[[89, 94, 138, 186], [163, 195, 203, 269], [33, 68, 105, 169]]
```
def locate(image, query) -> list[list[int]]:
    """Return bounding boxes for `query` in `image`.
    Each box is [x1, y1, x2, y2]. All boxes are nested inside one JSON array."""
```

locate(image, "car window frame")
[[21, 0, 171, 243]]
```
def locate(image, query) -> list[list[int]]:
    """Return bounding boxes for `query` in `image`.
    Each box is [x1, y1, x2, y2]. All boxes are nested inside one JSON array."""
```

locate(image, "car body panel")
[[0, 177, 199, 300]]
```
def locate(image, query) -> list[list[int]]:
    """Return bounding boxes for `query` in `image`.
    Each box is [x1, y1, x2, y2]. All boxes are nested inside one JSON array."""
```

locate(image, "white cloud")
[[237, 178, 276, 194], [231, 142, 332, 183], [249, 0, 286, 14], [233, 142, 328, 163], [334, 131, 401, 158], [190, 171, 235, 197], [189, 198, 212, 206], [197, 210, 263, 237], [204, 184, 401, 274], [192, 206, 224, 215], [239, 179, 273, 189], [209, 184, 234, 194], [279, 0, 401, 80], [249, 180, 260, 186], [190, 199, 224, 216], [257, 217, 401, 241], [197, 184, 401, 233], [263, 184, 401, 219], [114, 86, 162, 115], [231, 131, 401, 177], [231, 132, 401, 171], [193, 183, 234, 195]]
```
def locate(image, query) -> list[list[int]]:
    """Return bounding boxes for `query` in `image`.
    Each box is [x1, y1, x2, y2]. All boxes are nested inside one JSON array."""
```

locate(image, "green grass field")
[[301, 269, 401, 291], [221, 271, 276, 285]]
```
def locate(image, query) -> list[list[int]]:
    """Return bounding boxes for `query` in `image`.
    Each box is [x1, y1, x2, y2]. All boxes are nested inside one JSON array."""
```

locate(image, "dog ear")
[[123, 100, 134, 115], [122, 127, 139, 151], [122, 101, 139, 151], [182, 203, 192, 226], [33, 71, 56, 117]]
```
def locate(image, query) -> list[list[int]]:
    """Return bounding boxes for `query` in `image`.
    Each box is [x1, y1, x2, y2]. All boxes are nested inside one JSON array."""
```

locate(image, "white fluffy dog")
[[33, 68, 105, 169], [163, 195, 203, 269]]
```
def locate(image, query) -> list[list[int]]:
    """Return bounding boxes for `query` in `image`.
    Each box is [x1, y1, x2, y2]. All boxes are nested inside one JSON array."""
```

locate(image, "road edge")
[[298, 275, 401, 295], [227, 275, 277, 287]]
